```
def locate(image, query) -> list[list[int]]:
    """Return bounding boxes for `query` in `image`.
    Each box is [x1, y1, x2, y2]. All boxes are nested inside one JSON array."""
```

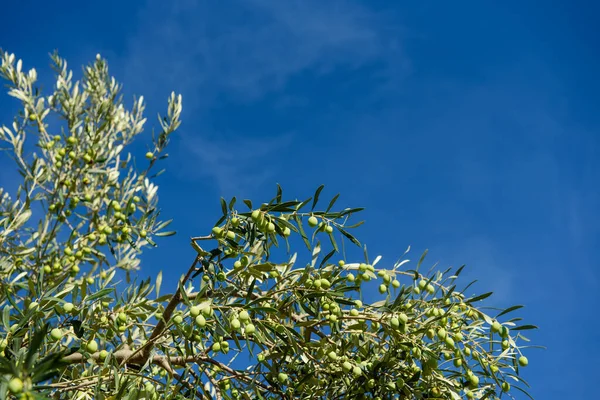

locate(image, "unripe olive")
[[437, 328, 447, 339], [190, 306, 200, 317], [307, 216, 318, 227], [342, 361, 352, 372], [398, 313, 408, 324], [469, 374, 479, 387], [86, 340, 98, 353], [50, 328, 62, 341], [239, 310, 250, 321], [221, 341, 230, 353], [491, 321, 502, 333], [518, 356, 528, 367], [245, 324, 256, 335], [8, 377, 23, 394], [277, 372, 288, 383], [63, 302, 74, 313]]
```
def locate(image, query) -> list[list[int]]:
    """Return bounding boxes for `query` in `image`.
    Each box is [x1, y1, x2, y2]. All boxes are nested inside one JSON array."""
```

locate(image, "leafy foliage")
[[0, 51, 536, 399]]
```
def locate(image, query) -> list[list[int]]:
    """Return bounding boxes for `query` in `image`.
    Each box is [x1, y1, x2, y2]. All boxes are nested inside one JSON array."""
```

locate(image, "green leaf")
[[338, 227, 360, 247], [512, 385, 535, 400], [511, 324, 538, 331], [496, 305, 524, 318], [415, 249, 428, 273], [25, 323, 48, 371], [85, 288, 115, 303], [251, 307, 279, 314], [243, 199, 253, 209], [338, 207, 364, 217], [12, 208, 32, 228], [293, 214, 311, 250], [220, 197, 227, 215], [15, 247, 36, 256], [156, 271, 163, 297], [155, 230, 176, 237], [154, 218, 173, 231], [319, 249, 336, 269], [252, 263, 275, 272], [466, 292, 493, 303], [228, 196, 237, 210], [325, 193, 340, 213], [312, 185, 325, 210]]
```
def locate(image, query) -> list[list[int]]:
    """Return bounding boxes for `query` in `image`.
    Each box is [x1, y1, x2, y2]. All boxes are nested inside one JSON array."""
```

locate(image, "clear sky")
[[1, 1, 599, 398]]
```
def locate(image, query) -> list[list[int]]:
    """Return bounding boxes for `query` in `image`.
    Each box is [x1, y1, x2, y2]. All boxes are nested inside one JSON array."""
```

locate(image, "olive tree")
[[0, 51, 536, 400]]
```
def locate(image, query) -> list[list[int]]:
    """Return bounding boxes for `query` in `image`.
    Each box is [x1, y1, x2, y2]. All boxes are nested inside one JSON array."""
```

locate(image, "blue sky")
[[1, 0, 599, 398]]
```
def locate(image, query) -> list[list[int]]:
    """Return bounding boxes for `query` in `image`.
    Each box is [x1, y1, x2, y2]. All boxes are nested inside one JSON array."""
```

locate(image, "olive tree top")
[[0, 51, 536, 399]]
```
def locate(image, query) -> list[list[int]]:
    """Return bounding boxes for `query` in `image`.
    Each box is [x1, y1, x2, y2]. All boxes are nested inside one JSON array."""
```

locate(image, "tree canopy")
[[0, 51, 536, 399]]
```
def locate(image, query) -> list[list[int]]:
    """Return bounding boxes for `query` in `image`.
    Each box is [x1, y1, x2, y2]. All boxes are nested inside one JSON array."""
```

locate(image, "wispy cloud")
[[174, 131, 294, 197], [122, 0, 398, 106], [433, 236, 516, 304], [120, 0, 402, 194]]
